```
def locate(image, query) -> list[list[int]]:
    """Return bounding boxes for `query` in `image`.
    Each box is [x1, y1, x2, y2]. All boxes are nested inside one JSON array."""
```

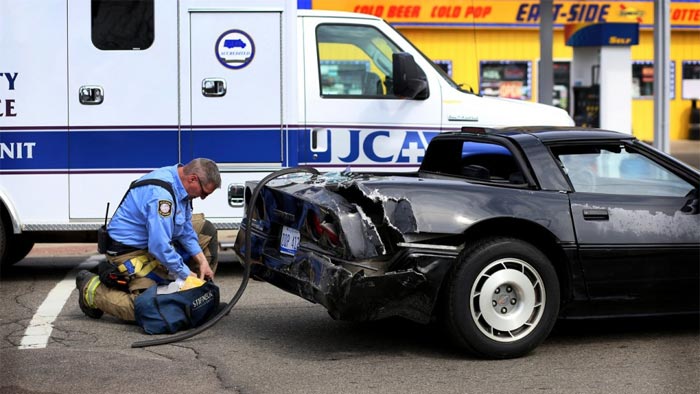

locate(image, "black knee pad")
[[202, 220, 218, 262]]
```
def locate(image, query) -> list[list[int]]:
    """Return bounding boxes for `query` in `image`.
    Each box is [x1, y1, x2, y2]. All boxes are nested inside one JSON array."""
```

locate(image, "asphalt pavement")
[[2, 251, 698, 394]]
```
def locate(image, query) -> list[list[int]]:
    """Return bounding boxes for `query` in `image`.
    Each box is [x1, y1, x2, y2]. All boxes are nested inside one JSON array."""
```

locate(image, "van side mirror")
[[392, 52, 429, 99]]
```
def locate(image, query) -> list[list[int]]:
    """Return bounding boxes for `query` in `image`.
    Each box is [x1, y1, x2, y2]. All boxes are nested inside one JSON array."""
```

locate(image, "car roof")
[[444, 126, 636, 143]]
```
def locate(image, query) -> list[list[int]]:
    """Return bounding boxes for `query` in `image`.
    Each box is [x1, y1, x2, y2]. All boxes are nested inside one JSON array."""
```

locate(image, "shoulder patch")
[[158, 200, 173, 217]]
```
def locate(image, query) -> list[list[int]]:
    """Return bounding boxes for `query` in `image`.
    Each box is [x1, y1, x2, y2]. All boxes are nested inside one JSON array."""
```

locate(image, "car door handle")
[[583, 209, 609, 221], [680, 198, 699, 215]]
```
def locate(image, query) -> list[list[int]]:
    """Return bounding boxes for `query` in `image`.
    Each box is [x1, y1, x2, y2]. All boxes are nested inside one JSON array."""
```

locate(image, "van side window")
[[91, 0, 154, 50], [316, 24, 400, 98]]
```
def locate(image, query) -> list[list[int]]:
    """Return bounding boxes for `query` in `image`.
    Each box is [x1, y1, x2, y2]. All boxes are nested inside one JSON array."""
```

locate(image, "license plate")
[[280, 226, 300, 256]]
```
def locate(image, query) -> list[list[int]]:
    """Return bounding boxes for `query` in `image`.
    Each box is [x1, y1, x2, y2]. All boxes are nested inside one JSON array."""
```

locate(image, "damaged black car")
[[233, 127, 699, 359]]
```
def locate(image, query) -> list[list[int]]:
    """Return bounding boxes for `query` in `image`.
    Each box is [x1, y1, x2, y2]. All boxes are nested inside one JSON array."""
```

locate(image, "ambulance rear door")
[[67, 0, 179, 220], [184, 9, 283, 220]]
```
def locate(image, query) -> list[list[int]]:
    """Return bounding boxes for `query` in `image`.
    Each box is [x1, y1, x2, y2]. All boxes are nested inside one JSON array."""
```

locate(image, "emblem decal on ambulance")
[[215, 29, 255, 70]]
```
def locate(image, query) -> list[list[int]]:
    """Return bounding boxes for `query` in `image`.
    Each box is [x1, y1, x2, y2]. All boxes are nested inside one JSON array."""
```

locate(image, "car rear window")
[[420, 139, 525, 184]]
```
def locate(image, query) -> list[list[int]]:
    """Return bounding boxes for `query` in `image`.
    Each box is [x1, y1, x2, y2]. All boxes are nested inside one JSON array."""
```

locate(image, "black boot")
[[75, 270, 104, 319]]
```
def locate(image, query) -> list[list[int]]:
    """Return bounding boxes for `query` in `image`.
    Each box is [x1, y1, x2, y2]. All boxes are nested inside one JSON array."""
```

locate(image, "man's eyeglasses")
[[195, 175, 212, 198]]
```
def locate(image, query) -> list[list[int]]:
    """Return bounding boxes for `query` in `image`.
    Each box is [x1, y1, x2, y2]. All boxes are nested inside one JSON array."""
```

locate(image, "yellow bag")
[[180, 275, 206, 291]]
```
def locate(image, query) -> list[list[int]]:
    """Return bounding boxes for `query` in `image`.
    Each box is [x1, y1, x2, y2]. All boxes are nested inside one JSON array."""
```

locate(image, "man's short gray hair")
[[183, 158, 221, 189]]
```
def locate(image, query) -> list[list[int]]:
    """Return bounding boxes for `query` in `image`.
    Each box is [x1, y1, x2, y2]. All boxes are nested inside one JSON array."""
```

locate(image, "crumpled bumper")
[[247, 246, 457, 323]]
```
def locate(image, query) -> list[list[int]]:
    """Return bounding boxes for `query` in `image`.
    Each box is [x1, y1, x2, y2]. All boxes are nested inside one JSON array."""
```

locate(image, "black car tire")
[[443, 237, 560, 359]]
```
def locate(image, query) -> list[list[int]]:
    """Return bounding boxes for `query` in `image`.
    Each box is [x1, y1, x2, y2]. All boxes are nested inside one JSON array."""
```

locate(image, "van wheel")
[[0, 218, 6, 266], [0, 220, 34, 266], [443, 237, 559, 359], [5, 236, 34, 266]]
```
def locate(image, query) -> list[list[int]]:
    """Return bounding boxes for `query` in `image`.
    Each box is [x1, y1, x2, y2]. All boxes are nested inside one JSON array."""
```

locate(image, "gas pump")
[[572, 66, 600, 128], [565, 23, 639, 134]]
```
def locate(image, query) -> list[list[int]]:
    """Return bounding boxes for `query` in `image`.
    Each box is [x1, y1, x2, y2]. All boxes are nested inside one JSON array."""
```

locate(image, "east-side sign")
[[312, 0, 700, 29]]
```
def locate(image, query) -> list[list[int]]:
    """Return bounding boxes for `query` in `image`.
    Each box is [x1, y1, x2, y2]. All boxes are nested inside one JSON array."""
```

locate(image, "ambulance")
[[0, 0, 573, 265]]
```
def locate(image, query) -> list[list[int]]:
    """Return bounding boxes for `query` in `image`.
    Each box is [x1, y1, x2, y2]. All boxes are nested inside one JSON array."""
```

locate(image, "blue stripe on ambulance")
[[183, 128, 282, 164], [296, 128, 440, 166], [0, 127, 287, 171], [1, 126, 446, 172], [1, 130, 68, 170]]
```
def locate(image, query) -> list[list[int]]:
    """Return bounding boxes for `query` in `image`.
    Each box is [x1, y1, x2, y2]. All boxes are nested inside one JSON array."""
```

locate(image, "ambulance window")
[[91, 0, 154, 50], [316, 24, 400, 98]]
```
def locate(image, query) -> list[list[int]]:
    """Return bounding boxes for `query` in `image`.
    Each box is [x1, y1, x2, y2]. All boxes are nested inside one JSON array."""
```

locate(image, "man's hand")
[[198, 260, 214, 281], [191, 251, 214, 281]]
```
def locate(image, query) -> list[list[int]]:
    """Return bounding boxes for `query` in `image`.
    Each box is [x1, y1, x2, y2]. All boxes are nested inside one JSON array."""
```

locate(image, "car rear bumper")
[[241, 245, 458, 323]]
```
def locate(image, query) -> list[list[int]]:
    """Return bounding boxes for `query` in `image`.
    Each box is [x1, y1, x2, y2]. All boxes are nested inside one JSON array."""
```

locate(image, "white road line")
[[19, 255, 102, 350]]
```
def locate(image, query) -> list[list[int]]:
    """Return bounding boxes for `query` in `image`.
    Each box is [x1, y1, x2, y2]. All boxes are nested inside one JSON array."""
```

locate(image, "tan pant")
[[94, 214, 218, 321], [191, 213, 218, 274]]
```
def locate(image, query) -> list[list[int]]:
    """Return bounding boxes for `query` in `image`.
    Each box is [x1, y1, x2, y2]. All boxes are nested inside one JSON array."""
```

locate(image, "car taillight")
[[308, 211, 339, 246]]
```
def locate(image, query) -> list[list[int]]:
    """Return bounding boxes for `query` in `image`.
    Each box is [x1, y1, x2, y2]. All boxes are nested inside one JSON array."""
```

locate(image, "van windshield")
[[388, 24, 473, 94], [316, 23, 471, 97]]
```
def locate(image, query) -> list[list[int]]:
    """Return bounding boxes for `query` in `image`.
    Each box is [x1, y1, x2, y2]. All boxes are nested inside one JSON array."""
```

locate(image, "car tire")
[[443, 237, 560, 359]]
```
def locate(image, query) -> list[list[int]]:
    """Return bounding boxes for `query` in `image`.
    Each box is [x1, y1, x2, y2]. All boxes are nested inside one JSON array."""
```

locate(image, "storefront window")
[[553, 61, 571, 112], [433, 60, 452, 77], [681, 61, 700, 99], [479, 61, 532, 100], [535, 60, 571, 112], [632, 61, 675, 99]]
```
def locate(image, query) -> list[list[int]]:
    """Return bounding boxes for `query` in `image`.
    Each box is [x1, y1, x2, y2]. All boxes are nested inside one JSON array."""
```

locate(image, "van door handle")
[[310, 128, 328, 152], [228, 184, 244, 207], [582, 209, 609, 221], [311, 128, 319, 150], [79, 85, 104, 105], [202, 78, 226, 97]]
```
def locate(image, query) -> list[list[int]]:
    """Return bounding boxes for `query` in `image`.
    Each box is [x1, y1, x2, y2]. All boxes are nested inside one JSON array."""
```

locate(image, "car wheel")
[[443, 237, 559, 359]]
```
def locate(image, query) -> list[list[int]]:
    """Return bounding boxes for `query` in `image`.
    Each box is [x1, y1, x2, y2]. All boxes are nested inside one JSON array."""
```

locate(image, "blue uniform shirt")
[[107, 165, 201, 280]]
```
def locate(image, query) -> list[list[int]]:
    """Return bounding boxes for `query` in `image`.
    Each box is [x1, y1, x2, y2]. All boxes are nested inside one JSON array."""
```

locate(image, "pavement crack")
[[173, 344, 241, 393]]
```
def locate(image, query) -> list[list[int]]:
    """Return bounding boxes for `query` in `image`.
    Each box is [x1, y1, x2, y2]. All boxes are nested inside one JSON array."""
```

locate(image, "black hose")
[[131, 166, 320, 348]]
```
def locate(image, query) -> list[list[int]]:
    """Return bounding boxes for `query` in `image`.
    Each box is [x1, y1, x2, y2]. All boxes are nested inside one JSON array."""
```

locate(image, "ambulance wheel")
[[6, 236, 34, 266], [0, 218, 5, 266], [0, 220, 34, 266]]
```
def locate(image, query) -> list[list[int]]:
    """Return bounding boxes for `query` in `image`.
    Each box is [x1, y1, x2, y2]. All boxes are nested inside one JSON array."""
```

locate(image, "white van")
[[0, 0, 573, 265]]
